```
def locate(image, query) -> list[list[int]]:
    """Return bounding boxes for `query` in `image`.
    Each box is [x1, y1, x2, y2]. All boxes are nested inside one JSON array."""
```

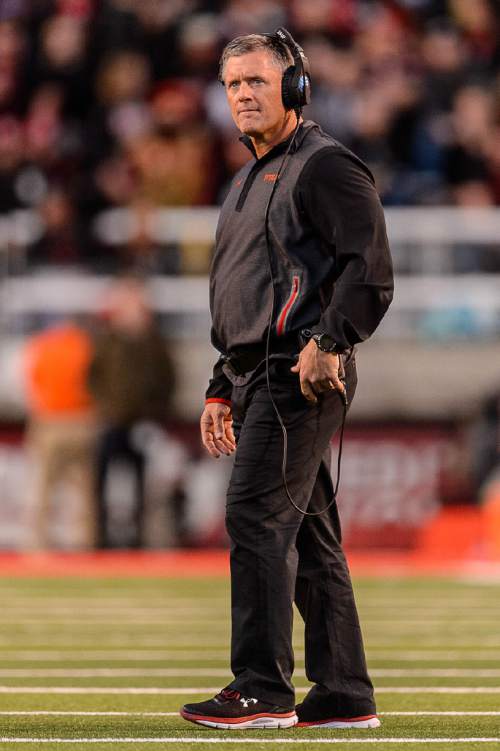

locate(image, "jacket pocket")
[[276, 275, 300, 336]]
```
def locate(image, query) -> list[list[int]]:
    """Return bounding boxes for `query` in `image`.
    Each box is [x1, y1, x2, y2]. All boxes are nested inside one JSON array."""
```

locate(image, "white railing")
[[1, 205, 500, 340]]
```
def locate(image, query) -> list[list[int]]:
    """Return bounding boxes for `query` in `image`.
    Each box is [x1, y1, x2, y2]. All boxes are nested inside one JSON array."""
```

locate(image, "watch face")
[[319, 334, 336, 351]]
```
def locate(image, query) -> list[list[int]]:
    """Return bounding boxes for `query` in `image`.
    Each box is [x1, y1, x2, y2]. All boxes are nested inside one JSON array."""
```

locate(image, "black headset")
[[268, 27, 312, 112]]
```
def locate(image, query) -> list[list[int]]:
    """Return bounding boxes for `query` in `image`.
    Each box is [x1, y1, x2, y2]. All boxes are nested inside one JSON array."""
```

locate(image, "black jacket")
[[206, 120, 393, 404]]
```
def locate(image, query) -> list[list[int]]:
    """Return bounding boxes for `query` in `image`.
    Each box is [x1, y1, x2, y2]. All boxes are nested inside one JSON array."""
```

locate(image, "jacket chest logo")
[[264, 173, 278, 183]]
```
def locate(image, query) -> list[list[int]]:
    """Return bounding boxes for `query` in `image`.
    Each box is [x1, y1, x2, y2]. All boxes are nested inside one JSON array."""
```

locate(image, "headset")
[[261, 28, 348, 517], [270, 27, 312, 112]]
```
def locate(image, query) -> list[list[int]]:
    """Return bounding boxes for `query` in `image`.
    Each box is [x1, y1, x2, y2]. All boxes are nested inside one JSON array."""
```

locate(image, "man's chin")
[[237, 115, 263, 137], [239, 125, 261, 137]]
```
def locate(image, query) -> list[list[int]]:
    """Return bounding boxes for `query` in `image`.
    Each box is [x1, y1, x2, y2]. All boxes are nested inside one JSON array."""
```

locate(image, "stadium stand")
[[0, 0, 499, 272]]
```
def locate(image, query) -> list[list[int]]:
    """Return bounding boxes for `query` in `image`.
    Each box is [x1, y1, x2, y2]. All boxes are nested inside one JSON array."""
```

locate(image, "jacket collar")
[[239, 120, 317, 163]]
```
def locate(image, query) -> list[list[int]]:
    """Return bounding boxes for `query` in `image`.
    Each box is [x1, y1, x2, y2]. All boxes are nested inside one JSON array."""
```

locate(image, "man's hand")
[[200, 402, 236, 458], [290, 339, 345, 404]]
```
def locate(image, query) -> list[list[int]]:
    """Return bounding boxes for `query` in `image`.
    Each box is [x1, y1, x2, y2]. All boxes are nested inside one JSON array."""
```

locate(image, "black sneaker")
[[296, 701, 380, 728], [180, 687, 298, 729]]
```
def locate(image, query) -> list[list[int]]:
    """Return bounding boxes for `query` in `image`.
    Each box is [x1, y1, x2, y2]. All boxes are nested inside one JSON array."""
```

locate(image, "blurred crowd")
[[1, 0, 500, 272], [23, 275, 182, 549]]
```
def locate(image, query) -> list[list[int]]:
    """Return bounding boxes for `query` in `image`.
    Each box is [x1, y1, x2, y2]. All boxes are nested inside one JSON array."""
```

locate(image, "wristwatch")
[[311, 332, 340, 353]]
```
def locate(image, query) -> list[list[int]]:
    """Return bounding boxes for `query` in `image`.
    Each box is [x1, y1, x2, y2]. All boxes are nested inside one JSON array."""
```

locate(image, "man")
[[88, 275, 175, 548], [24, 319, 97, 550], [180, 32, 393, 730]]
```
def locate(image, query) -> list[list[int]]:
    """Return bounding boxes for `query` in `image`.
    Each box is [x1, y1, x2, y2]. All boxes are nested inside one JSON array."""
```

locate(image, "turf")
[[0, 574, 499, 750]]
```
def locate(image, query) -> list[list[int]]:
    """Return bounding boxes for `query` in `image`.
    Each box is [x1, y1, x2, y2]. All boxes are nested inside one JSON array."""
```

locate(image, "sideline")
[[1, 551, 500, 578]]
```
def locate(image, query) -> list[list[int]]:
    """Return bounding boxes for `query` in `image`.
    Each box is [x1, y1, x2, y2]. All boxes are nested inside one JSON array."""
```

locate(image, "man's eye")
[[228, 82, 239, 89], [251, 78, 264, 85]]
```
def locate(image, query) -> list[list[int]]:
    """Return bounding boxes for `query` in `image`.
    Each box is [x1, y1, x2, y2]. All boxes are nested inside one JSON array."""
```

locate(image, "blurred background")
[[0, 0, 500, 558]]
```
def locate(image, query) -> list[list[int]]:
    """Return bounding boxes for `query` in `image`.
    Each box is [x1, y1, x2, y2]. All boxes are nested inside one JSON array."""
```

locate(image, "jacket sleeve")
[[297, 148, 394, 351], [205, 355, 232, 406]]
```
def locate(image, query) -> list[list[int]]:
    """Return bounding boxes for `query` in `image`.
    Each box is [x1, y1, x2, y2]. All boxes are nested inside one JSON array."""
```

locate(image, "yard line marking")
[[0, 652, 231, 662], [2, 638, 500, 648], [0, 638, 231, 646], [0, 621, 230, 627], [1, 686, 500, 695], [0, 668, 231, 678], [1, 649, 500, 662], [1, 711, 500, 717], [2, 667, 500, 678], [0, 740, 496, 747], [380, 712, 500, 716], [376, 688, 500, 694], [3, 618, 500, 624], [373, 669, 500, 677], [0, 687, 223, 694], [0, 712, 180, 717]]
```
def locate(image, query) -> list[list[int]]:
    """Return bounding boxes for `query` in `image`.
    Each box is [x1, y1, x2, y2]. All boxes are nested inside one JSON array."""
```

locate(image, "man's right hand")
[[200, 402, 236, 458]]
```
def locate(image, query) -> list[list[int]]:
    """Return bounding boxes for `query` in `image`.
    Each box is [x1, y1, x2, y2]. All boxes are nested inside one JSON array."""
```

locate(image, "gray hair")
[[218, 34, 292, 83]]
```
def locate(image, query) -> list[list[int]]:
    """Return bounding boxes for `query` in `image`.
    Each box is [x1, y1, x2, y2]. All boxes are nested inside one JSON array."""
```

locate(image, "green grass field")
[[0, 572, 499, 750]]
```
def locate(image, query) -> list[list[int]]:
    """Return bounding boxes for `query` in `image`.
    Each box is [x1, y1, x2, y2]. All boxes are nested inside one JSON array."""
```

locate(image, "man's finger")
[[212, 414, 233, 455], [301, 379, 318, 403], [224, 420, 236, 448], [215, 435, 234, 454], [214, 437, 231, 455], [328, 375, 345, 392], [327, 378, 348, 404], [202, 432, 222, 459], [313, 378, 335, 393]]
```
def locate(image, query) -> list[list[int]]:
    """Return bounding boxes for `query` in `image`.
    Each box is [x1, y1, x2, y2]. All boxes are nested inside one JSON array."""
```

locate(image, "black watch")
[[311, 332, 340, 353]]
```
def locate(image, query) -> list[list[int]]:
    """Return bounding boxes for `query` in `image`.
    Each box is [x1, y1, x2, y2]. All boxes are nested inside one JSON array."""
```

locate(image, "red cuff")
[[205, 397, 232, 407]]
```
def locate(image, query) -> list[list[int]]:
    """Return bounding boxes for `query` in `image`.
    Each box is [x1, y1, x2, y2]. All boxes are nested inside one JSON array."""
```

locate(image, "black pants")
[[96, 425, 145, 548], [225, 356, 375, 715]]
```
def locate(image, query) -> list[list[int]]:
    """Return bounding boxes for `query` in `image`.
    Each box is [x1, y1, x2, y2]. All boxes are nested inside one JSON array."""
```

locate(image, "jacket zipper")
[[276, 275, 300, 335]]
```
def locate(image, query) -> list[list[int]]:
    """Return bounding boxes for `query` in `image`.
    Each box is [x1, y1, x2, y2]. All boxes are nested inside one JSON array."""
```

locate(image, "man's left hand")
[[290, 339, 345, 404]]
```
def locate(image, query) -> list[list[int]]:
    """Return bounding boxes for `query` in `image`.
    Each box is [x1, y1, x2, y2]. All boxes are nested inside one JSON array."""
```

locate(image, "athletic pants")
[[225, 355, 376, 715]]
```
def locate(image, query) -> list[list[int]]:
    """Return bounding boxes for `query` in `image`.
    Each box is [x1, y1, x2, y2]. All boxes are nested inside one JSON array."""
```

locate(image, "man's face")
[[223, 50, 287, 139]]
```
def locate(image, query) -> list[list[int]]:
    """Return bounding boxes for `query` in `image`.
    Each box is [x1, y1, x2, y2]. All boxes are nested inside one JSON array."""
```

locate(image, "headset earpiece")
[[281, 66, 295, 110], [274, 27, 311, 112]]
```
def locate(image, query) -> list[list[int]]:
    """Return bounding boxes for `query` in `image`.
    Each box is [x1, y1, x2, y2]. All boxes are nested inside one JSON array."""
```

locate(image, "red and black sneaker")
[[296, 702, 380, 729], [180, 687, 298, 729]]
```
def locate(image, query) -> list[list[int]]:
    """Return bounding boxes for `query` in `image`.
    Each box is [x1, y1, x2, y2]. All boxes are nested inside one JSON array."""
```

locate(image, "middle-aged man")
[[180, 30, 393, 730]]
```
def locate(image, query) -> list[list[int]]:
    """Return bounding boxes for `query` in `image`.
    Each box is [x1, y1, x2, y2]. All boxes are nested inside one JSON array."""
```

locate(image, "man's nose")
[[237, 81, 253, 100]]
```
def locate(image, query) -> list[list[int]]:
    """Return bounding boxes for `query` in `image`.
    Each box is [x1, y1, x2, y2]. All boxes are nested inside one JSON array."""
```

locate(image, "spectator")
[[0, 0, 499, 272], [28, 186, 83, 266], [23, 318, 97, 549], [88, 275, 176, 548]]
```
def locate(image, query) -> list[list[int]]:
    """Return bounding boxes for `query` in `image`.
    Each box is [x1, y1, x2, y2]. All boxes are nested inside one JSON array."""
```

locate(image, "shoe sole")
[[297, 715, 381, 729], [180, 708, 298, 729]]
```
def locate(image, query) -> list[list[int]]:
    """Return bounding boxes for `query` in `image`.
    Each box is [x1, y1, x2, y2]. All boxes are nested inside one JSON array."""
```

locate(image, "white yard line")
[[0, 651, 231, 661], [0, 638, 229, 646], [380, 712, 500, 716], [0, 711, 500, 717], [1, 649, 500, 662], [2, 618, 500, 625], [0, 712, 180, 717], [1, 638, 500, 648], [1, 686, 500, 695], [0, 621, 230, 627], [373, 669, 500, 677], [0, 738, 499, 744], [1, 668, 500, 677]]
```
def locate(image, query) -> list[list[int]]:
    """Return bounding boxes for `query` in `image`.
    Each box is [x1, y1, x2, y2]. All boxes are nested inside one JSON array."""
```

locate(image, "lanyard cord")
[[262, 114, 347, 517]]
